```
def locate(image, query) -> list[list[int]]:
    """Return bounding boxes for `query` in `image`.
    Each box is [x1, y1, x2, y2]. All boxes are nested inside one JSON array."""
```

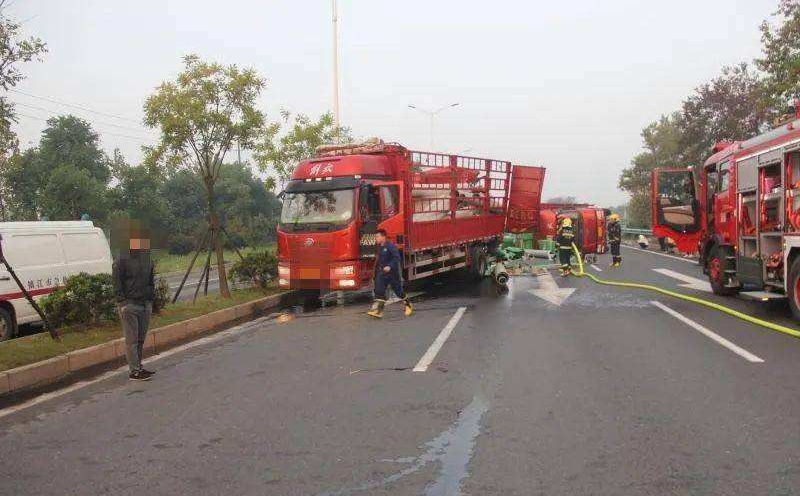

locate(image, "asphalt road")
[[3, 246, 800, 495]]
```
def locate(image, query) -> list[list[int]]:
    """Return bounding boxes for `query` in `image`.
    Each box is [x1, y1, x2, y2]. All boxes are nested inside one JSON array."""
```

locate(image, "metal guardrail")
[[621, 227, 653, 236]]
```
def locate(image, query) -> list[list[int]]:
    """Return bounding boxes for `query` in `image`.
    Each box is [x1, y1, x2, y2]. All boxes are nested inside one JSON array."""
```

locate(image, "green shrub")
[[41, 273, 117, 327], [153, 277, 170, 314], [230, 250, 277, 289]]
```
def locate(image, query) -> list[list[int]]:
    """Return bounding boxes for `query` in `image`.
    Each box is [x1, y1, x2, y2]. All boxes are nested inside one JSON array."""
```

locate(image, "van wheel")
[[708, 247, 738, 296], [788, 256, 800, 321], [0, 307, 14, 341]]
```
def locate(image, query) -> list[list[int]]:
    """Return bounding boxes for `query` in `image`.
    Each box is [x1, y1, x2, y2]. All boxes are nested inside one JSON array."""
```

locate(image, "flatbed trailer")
[[277, 140, 545, 291]]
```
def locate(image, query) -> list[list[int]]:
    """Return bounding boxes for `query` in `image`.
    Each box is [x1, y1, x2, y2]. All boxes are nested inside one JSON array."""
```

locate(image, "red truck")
[[277, 140, 545, 292], [539, 206, 609, 259], [652, 114, 800, 318]]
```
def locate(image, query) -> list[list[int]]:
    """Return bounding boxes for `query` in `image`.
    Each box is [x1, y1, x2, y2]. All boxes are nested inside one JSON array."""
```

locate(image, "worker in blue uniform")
[[367, 229, 413, 318]]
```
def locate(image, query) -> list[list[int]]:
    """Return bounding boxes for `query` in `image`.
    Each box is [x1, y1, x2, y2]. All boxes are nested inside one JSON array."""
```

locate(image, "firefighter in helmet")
[[607, 213, 622, 267], [557, 217, 575, 276]]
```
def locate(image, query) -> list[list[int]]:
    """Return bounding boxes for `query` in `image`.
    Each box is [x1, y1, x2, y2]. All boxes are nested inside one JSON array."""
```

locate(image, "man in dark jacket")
[[607, 214, 622, 267], [113, 232, 156, 381], [367, 229, 413, 318]]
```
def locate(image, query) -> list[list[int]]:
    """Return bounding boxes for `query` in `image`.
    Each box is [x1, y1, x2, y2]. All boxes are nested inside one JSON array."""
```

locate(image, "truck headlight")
[[278, 265, 290, 277], [278, 278, 289, 287], [338, 279, 356, 287], [332, 264, 355, 276]]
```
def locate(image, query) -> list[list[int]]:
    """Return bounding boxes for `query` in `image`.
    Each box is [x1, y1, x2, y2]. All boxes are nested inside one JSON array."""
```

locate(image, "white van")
[[0, 221, 112, 340]]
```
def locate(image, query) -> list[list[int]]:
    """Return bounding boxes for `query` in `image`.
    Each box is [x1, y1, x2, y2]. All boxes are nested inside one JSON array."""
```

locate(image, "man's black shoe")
[[140, 367, 156, 376], [129, 370, 152, 381]]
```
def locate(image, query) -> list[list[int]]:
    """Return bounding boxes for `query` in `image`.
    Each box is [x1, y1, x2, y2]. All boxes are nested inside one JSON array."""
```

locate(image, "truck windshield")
[[280, 189, 355, 228]]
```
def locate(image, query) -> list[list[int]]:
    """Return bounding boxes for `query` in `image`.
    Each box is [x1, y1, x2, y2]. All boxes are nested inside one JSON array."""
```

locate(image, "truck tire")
[[0, 307, 14, 341], [469, 246, 487, 280], [787, 256, 800, 321], [708, 246, 738, 296]]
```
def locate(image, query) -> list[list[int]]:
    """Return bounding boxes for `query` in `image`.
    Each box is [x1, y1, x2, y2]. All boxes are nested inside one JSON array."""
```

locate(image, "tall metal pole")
[[332, 0, 340, 142], [408, 103, 460, 152]]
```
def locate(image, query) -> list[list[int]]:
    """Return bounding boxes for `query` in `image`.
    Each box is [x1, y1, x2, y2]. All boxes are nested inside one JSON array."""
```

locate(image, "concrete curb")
[[1, 292, 291, 396]]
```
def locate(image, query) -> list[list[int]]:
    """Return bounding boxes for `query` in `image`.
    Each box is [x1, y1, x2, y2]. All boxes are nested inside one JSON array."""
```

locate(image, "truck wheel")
[[469, 246, 487, 280], [787, 256, 800, 321], [0, 307, 14, 341], [708, 247, 738, 296]]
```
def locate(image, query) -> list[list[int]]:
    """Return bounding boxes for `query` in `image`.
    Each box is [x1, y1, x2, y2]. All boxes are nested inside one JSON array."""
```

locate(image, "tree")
[[680, 63, 773, 168], [144, 55, 266, 297], [107, 150, 170, 238], [545, 196, 578, 205], [619, 113, 684, 193], [40, 164, 107, 221], [618, 113, 685, 228], [0, 115, 110, 220], [757, 0, 800, 106], [0, 0, 47, 154], [254, 111, 351, 186], [1, 148, 45, 219], [38, 115, 111, 183]]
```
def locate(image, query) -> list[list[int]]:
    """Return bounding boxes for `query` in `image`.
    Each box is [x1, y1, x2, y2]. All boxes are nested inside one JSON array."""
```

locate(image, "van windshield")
[[280, 189, 355, 229]]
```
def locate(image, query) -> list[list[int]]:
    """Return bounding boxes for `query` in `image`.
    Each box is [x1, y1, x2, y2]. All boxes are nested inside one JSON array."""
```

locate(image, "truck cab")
[[277, 147, 404, 292]]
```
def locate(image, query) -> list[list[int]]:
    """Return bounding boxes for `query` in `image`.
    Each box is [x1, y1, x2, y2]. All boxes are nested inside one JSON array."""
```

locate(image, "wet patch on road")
[[311, 395, 489, 496]]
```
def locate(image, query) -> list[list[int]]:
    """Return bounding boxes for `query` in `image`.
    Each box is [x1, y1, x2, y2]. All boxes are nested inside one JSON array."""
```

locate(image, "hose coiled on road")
[[569, 243, 800, 340]]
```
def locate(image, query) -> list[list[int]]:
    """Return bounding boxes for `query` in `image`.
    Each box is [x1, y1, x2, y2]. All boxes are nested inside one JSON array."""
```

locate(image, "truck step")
[[739, 291, 787, 302]]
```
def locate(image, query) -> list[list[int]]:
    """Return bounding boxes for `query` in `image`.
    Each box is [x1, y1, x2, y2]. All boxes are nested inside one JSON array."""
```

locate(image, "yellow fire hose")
[[568, 243, 800, 339]]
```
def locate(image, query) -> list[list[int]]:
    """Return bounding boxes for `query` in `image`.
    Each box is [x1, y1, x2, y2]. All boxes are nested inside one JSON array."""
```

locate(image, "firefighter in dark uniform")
[[367, 229, 413, 318], [557, 217, 575, 276], [607, 213, 622, 267]]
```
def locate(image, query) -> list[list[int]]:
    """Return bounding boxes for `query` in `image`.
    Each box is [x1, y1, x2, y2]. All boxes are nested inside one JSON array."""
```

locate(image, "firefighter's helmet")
[[560, 217, 573, 228], [609, 214, 620, 222]]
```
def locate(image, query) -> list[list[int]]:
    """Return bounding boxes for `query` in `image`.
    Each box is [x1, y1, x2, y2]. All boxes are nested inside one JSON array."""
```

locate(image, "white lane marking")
[[413, 307, 467, 372], [528, 271, 576, 306], [590, 264, 602, 272], [621, 244, 696, 264], [652, 268, 712, 293], [0, 316, 275, 420], [651, 301, 764, 363]]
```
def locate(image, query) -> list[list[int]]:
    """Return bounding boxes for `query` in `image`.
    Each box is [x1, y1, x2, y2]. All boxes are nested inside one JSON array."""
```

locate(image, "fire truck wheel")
[[0, 307, 14, 341], [788, 256, 800, 321], [708, 247, 738, 296]]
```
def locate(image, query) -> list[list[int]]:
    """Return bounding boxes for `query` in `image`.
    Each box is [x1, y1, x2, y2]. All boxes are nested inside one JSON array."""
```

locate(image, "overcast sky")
[[8, 0, 777, 205]]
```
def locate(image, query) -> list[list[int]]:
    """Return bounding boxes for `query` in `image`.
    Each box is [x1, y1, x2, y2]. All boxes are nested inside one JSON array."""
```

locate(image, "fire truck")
[[277, 140, 545, 292], [652, 116, 800, 318]]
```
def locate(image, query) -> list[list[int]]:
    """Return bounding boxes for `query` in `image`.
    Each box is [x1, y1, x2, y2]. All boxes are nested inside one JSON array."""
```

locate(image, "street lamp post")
[[332, 0, 340, 141], [408, 103, 460, 151]]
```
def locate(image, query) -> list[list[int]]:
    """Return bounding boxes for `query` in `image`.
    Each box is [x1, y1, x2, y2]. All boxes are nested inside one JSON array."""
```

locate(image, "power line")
[[12, 101, 158, 137], [8, 88, 143, 124], [15, 113, 158, 144]]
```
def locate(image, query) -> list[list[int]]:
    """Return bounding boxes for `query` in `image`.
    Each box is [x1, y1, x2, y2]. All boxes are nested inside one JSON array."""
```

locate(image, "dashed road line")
[[651, 301, 764, 363], [590, 264, 602, 272], [413, 307, 467, 372], [621, 244, 697, 264], [652, 268, 712, 293]]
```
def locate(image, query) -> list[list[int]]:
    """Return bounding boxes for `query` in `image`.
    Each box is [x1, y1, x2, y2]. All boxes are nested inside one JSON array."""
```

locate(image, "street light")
[[408, 103, 460, 151], [332, 0, 340, 141]]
